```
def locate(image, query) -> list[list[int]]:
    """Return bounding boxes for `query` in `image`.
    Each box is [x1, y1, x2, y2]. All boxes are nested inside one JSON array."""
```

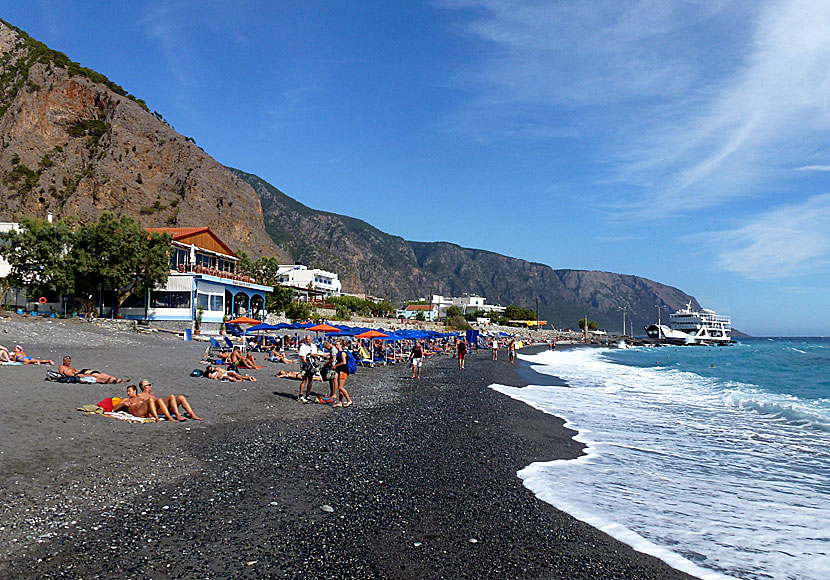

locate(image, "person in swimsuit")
[[275, 369, 323, 381], [58, 356, 126, 383], [205, 365, 256, 382], [111, 385, 163, 422], [137, 380, 202, 421], [331, 341, 352, 407], [12, 345, 53, 365], [0, 345, 11, 362]]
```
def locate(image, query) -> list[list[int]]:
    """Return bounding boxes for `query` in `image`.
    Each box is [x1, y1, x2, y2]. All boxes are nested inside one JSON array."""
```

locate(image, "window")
[[150, 291, 191, 309], [210, 295, 223, 311], [196, 293, 210, 310]]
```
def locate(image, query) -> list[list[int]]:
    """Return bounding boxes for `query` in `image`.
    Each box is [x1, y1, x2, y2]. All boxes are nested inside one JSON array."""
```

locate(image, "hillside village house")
[[277, 265, 341, 298], [395, 304, 439, 322]]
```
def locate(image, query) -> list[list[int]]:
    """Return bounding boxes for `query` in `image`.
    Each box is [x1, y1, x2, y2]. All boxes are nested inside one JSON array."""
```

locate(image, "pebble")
[[320, 505, 334, 513]]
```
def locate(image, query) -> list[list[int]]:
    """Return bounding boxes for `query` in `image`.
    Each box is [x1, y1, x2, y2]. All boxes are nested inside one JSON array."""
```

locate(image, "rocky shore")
[[0, 316, 695, 579]]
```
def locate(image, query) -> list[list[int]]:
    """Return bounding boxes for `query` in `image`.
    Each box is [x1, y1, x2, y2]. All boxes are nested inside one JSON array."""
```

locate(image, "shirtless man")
[[12, 345, 53, 365], [228, 346, 257, 369], [59, 356, 126, 384], [205, 365, 256, 382], [111, 385, 164, 422], [138, 379, 202, 421]]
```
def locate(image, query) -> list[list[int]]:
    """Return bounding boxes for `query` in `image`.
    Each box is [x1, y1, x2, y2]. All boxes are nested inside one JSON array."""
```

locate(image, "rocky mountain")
[[0, 19, 702, 333], [234, 168, 700, 332], [0, 20, 287, 260]]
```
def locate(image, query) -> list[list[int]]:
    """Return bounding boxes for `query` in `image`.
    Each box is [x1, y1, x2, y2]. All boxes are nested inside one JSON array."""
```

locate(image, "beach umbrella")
[[307, 323, 340, 333], [227, 316, 262, 325], [355, 330, 388, 362]]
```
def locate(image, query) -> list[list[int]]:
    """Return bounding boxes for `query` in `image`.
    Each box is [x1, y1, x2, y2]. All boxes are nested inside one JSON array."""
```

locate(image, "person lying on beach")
[[228, 346, 258, 369], [275, 369, 323, 381], [204, 365, 256, 382], [0, 345, 11, 362], [111, 385, 165, 422], [12, 345, 53, 365], [138, 379, 202, 421], [58, 356, 127, 384]]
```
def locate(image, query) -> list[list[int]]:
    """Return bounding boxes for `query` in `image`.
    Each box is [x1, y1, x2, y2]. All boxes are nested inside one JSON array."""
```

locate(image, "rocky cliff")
[[234, 168, 700, 332], [0, 20, 286, 260]]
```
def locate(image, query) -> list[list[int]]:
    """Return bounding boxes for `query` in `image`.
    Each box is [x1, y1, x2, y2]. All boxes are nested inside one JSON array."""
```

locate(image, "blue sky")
[[3, 1, 830, 335]]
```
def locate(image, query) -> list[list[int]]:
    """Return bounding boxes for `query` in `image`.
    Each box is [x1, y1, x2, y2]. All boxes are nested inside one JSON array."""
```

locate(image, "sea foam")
[[491, 347, 830, 580]]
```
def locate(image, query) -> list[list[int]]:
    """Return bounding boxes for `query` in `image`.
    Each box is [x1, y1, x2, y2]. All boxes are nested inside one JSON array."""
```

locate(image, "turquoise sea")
[[493, 338, 830, 580]]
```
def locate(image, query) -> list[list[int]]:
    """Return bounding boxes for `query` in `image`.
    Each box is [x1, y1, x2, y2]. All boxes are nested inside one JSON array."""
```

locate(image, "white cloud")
[[796, 165, 830, 171], [692, 193, 830, 279], [439, 1, 830, 217]]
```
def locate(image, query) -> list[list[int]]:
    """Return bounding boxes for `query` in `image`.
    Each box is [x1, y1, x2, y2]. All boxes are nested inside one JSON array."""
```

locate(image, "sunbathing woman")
[[12, 345, 53, 365], [111, 385, 166, 422], [0, 345, 11, 362], [204, 365, 256, 382]]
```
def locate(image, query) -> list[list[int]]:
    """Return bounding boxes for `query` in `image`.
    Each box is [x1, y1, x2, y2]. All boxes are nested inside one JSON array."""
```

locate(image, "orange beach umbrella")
[[227, 316, 262, 325], [307, 323, 341, 333], [354, 330, 388, 339]]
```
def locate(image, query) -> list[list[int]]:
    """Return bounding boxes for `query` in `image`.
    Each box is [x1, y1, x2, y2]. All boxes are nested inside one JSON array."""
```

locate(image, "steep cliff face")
[[0, 21, 286, 260], [235, 168, 700, 331]]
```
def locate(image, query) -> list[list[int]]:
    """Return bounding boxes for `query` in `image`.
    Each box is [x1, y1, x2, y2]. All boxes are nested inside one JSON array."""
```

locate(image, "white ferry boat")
[[645, 302, 732, 344]]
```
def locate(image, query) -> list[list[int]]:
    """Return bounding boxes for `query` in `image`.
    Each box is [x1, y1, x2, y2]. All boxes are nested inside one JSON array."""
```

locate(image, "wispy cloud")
[[439, 1, 830, 217], [691, 193, 830, 279], [796, 165, 830, 171]]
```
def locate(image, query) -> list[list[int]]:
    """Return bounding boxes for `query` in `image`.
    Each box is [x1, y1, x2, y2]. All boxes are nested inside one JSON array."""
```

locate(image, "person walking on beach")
[[332, 340, 353, 407], [410, 340, 424, 379], [491, 337, 499, 360], [320, 339, 338, 397], [508, 339, 517, 364], [457, 338, 467, 369], [298, 335, 321, 403]]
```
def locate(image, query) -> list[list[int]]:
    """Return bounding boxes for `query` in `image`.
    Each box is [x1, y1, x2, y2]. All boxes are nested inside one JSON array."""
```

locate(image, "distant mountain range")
[[0, 19, 701, 332]]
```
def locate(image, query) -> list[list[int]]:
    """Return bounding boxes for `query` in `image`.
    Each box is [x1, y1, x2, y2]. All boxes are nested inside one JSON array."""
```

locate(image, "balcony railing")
[[173, 263, 265, 285]]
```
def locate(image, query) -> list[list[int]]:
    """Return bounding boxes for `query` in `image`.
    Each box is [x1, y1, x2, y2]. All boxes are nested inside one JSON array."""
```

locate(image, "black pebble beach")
[[0, 319, 697, 579]]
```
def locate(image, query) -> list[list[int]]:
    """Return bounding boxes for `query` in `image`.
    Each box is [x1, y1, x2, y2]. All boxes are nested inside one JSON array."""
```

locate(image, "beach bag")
[[343, 350, 357, 375], [46, 370, 62, 381], [190, 369, 203, 377]]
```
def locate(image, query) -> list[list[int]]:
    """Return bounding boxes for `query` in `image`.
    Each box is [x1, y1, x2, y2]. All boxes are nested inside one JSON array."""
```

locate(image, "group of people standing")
[[297, 335, 353, 407]]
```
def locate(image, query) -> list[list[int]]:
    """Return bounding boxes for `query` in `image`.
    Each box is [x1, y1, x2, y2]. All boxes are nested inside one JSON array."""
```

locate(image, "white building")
[[0, 222, 20, 278], [277, 265, 342, 298], [431, 294, 506, 318]]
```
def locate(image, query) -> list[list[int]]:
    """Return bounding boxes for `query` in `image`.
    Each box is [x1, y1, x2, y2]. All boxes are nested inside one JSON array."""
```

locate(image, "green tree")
[[504, 304, 536, 321], [285, 300, 315, 322], [446, 305, 463, 319], [464, 309, 480, 321], [577, 318, 598, 331], [0, 217, 75, 300], [415, 310, 425, 321], [267, 284, 293, 314], [445, 314, 471, 330], [71, 214, 171, 317]]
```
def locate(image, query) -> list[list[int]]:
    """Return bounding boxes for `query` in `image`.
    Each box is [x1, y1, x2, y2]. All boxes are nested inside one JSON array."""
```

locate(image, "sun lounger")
[[209, 337, 233, 355]]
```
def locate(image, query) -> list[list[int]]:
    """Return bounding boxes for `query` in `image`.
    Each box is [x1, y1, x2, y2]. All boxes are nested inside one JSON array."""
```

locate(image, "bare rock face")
[[0, 20, 288, 261]]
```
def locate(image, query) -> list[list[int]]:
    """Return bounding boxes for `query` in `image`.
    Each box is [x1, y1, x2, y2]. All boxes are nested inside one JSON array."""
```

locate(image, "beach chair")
[[223, 336, 239, 351], [208, 337, 232, 356], [355, 346, 379, 367], [225, 323, 245, 337]]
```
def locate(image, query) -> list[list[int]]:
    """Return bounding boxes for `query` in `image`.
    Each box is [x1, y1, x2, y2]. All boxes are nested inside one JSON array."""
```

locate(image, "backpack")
[[342, 350, 357, 375]]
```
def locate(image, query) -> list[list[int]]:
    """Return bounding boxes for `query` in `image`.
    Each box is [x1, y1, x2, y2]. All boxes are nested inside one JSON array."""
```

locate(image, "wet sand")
[[0, 316, 696, 579]]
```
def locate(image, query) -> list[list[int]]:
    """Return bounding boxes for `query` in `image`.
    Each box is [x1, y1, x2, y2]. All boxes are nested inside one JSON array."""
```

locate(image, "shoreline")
[[0, 317, 696, 579]]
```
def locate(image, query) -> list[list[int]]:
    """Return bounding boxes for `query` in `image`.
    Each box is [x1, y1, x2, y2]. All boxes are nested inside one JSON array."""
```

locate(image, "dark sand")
[[0, 317, 696, 579]]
